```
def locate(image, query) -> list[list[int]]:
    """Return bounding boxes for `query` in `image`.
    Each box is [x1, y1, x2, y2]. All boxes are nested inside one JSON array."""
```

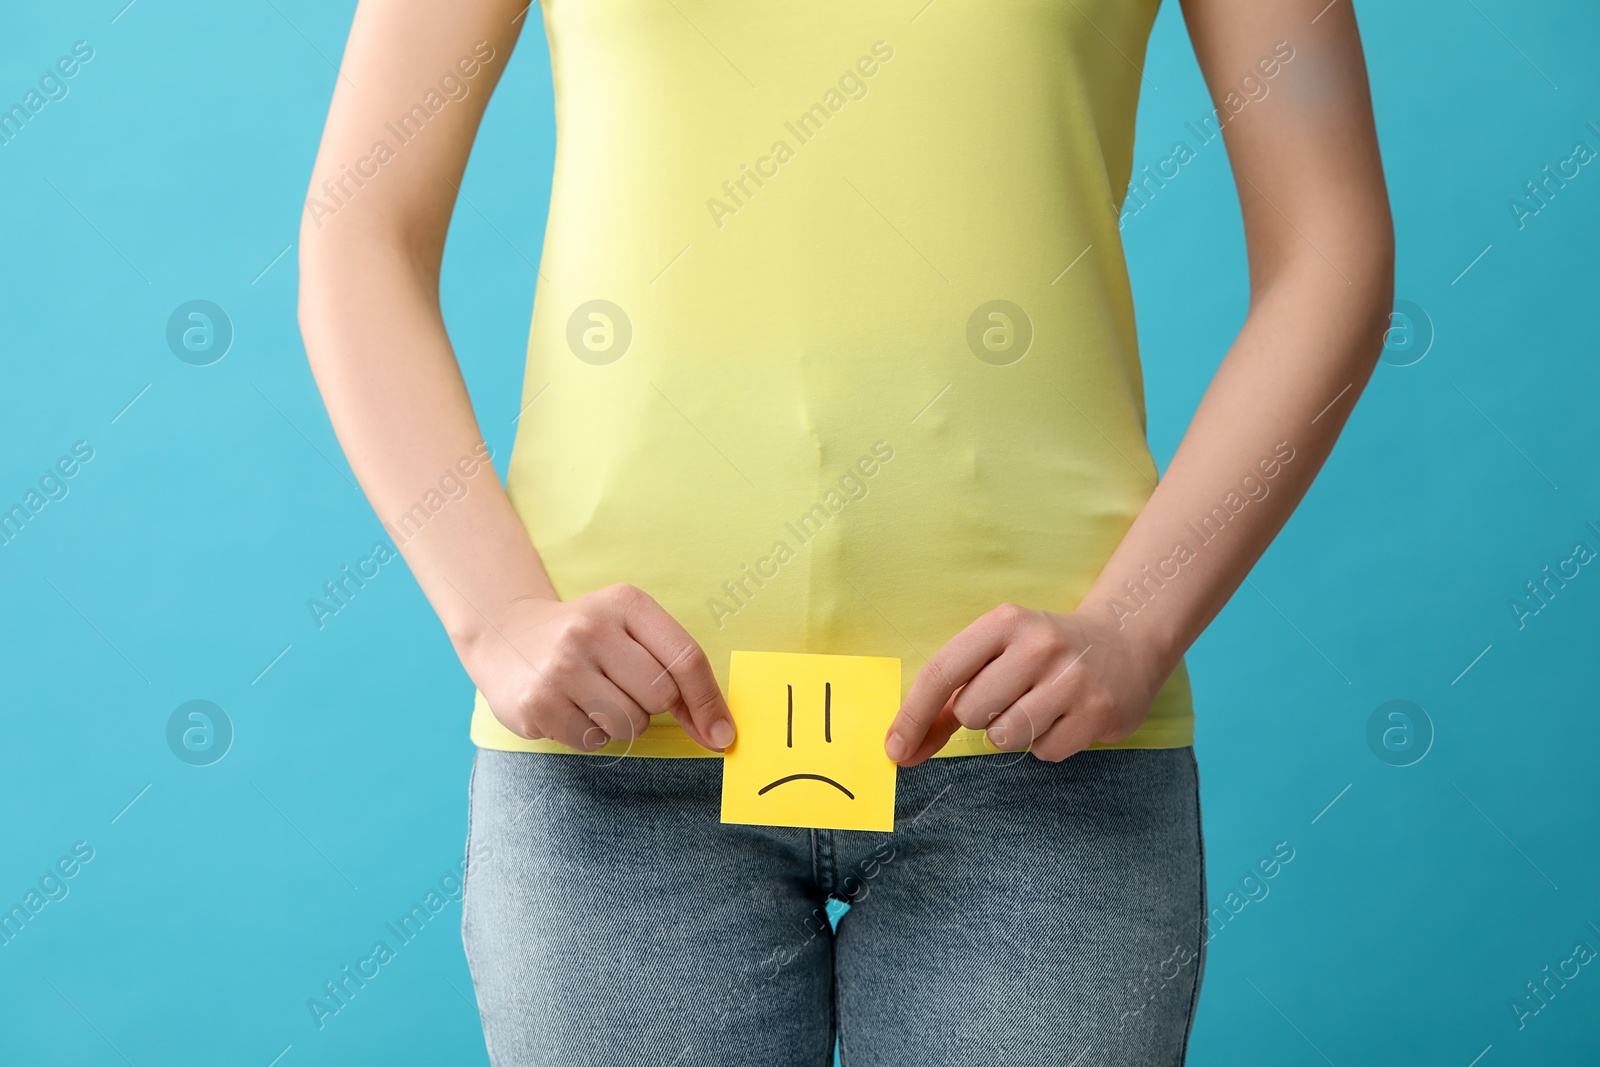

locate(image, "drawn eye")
[[785, 681, 834, 747]]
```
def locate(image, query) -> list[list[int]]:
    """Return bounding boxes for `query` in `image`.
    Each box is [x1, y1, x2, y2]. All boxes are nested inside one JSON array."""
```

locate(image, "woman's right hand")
[[461, 583, 736, 754]]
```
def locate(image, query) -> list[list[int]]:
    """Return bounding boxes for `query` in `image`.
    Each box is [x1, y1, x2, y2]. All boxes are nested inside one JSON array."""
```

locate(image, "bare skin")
[[299, 0, 1391, 763]]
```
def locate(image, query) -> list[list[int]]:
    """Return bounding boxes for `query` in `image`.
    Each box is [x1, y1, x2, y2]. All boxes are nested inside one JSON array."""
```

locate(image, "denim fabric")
[[461, 746, 1206, 1066]]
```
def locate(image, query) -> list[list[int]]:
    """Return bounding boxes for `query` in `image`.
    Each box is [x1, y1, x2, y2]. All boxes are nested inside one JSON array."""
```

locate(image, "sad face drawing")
[[760, 681, 854, 799], [720, 651, 900, 832]]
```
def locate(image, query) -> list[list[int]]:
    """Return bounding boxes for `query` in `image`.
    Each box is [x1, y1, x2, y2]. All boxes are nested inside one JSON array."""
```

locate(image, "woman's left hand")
[[883, 602, 1168, 767]]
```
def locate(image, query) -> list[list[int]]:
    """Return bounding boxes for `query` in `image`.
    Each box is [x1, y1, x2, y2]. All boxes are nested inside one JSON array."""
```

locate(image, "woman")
[[299, 0, 1391, 1062]]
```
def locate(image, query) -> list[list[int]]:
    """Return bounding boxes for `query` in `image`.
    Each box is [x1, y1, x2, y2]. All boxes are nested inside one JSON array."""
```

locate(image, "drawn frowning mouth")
[[757, 773, 855, 799]]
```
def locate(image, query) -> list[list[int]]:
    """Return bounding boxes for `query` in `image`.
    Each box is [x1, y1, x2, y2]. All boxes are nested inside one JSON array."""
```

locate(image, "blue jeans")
[[461, 746, 1206, 1066]]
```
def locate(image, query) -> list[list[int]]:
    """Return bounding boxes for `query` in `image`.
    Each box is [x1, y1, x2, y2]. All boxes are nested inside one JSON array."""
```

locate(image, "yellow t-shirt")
[[470, 0, 1194, 757]]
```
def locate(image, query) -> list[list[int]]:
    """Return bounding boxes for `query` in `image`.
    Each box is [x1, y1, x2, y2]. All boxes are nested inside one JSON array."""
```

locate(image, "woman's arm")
[[885, 0, 1394, 763], [298, 0, 736, 752]]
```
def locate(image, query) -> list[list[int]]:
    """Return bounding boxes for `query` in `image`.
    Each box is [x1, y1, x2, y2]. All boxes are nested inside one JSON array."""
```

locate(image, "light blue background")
[[3, 1, 1598, 1064]]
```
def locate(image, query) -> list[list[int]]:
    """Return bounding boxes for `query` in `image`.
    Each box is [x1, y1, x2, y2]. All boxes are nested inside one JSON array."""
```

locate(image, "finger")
[[897, 694, 963, 767], [535, 693, 612, 752], [595, 636, 686, 721], [947, 647, 1036, 731], [983, 689, 1067, 753], [885, 609, 1017, 761], [662, 707, 720, 753], [614, 586, 735, 750], [599, 638, 717, 750], [1027, 707, 1102, 763], [570, 677, 652, 742]]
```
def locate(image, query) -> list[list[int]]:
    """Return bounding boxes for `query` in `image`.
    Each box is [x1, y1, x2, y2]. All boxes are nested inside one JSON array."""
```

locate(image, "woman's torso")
[[470, 0, 1195, 756]]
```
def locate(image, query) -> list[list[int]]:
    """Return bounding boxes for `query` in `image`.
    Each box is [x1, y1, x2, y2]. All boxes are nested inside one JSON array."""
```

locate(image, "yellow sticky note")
[[720, 650, 901, 832]]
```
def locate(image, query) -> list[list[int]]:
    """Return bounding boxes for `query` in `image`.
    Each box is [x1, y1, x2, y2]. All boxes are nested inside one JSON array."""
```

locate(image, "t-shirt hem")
[[469, 712, 1194, 758]]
